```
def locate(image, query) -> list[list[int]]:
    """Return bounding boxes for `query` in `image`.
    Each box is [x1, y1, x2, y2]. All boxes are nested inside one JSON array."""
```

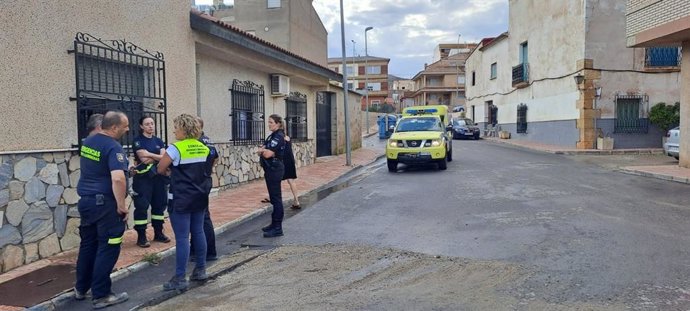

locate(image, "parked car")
[[449, 117, 480, 140], [663, 126, 680, 160]]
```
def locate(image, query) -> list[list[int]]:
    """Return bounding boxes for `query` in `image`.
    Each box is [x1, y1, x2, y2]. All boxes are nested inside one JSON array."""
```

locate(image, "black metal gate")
[[69, 32, 167, 150], [316, 92, 332, 157]]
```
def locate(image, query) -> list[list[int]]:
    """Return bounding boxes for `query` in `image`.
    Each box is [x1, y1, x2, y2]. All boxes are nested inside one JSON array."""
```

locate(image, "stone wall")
[[0, 151, 82, 273], [0, 140, 315, 273], [211, 140, 315, 190]]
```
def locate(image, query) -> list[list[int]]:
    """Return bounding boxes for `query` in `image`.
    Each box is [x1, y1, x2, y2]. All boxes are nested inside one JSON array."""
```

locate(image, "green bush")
[[649, 102, 680, 132]]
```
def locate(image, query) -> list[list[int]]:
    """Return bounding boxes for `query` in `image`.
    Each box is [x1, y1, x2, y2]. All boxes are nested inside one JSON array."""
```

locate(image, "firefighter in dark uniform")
[[74, 111, 130, 309], [259, 114, 286, 238], [131, 116, 170, 247]]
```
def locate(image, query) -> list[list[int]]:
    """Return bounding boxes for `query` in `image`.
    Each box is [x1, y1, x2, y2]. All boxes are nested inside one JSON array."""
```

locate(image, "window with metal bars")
[[230, 79, 265, 145], [614, 94, 648, 134], [645, 47, 681, 67], [285, 92, 307, 141], [516, 104, 527, 133], [70, 32, 167, 150]]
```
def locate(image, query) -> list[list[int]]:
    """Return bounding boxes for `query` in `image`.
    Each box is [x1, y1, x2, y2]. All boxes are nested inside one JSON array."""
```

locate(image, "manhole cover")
[[0, 264, 75, 307]]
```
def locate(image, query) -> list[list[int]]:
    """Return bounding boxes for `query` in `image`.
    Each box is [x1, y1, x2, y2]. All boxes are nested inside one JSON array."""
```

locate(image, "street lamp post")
[[364, 26, 373, 134], [340, 0, 351, 166], [456, 34, 461, 110]]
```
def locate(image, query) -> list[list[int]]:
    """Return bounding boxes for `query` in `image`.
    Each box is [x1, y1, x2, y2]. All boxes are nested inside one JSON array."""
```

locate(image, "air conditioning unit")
[[270, 74, 290, 96]]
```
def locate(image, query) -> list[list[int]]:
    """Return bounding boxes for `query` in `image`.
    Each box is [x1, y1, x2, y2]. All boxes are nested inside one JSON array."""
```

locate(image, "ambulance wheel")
[[438, 157, 448, 170], [387, 159, 398, 172]]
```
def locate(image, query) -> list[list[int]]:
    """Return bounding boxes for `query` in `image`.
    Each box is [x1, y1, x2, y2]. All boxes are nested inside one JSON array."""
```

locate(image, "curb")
[[618, 168, 690, 185], [27, 151, 385, 311], [485, 138, 664, 155], [362, 132, 378, 139], [27, 206, 271, 311]]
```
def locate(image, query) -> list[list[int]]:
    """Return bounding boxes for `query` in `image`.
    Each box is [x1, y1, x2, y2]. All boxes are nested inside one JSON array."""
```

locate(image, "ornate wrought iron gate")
[[316, 92, 332, 157], [69, 32, 167, 149]]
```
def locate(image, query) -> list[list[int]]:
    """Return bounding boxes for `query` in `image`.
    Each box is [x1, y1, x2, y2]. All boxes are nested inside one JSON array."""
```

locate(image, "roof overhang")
[[190, 12, 341, 81], [626, 15, 690, 47]]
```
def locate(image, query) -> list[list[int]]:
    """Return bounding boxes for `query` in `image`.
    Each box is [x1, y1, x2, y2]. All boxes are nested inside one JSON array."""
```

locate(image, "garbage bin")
[[378, 114, 397, 139]]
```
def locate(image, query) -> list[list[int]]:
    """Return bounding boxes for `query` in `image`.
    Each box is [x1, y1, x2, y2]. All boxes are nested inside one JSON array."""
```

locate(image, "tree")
[[649, 102, 680, 133]]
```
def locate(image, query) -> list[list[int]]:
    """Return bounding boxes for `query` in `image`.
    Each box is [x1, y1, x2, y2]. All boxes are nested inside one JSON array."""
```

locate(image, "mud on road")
[[143, 244, 624, 311]]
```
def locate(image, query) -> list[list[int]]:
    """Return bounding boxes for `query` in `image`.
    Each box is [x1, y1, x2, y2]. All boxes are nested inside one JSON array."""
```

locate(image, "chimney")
[[424, 63, 428, 69]]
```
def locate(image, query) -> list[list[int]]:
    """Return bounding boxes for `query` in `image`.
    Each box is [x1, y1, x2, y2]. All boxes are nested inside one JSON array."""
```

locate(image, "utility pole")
[[456, 34, 461, 109], [340, 0, 351, 166], [350, 40, 356, 95], [364, 26, 373, 134]]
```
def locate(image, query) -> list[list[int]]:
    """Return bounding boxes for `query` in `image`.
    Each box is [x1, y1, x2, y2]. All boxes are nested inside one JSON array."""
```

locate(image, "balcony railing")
[[645, 47, 681, 67], [512, 63, 529, 87]]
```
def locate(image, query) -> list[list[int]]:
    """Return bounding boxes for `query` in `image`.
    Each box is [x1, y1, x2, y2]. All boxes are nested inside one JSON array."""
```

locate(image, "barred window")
[[230, 79, 265, 145], [614, 95, 648, 134], [71, 32, 167, 150], [285, 92, 307, 141], [516, 104, 527, 133], [645, 47, 680, 67]]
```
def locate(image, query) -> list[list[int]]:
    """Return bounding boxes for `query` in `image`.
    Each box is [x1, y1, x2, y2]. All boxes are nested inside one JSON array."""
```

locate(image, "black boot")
[[153, 223, 171, 243], [135, 227, 150, 248], [261, 221, 275, 232], [263, 223, 283, 238]]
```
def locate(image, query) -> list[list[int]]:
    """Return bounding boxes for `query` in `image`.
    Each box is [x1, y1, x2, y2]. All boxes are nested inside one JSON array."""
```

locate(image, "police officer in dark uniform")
[[74, 111, 130, 309], [258, 114, 286, 238], [131, 116, 170, 247], [190, 117, 219, 261]]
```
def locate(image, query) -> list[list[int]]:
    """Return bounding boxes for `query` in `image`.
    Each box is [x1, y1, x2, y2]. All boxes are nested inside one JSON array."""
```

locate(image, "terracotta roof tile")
[[191, 9, 337, 76]]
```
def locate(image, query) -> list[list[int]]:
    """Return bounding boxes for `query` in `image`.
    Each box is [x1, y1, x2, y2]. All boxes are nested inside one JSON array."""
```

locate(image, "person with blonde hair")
[[157, 114, 210, 292]]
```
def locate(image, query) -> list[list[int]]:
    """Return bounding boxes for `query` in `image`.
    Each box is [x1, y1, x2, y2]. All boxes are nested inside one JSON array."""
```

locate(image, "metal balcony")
[[512, 63, 529, 88]]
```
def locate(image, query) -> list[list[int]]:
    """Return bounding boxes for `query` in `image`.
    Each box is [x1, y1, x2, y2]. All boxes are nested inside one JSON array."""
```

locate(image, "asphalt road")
[[59, 138, 690, 310], [243, 139, 690, 309]]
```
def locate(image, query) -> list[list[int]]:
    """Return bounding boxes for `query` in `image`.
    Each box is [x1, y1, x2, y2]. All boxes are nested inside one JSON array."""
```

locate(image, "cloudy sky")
[[313, 0, 508, 78], [197, 0, 509, 79]]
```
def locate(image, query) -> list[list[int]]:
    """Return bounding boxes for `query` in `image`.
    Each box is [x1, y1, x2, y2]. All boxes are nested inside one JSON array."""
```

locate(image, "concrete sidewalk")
[[0, 143, 383, 311], [484, 137, 690, 185]]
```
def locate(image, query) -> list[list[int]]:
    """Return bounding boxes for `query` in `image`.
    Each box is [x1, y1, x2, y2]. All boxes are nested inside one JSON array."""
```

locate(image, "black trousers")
[[190, 208, 216, 258], [132, 175, 167, 229], [263, 160, 285, 224], [75, 196, 125, 300]]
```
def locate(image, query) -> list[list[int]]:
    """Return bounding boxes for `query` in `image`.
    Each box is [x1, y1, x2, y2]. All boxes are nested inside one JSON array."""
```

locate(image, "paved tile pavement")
[[0, 141, 382, 310]]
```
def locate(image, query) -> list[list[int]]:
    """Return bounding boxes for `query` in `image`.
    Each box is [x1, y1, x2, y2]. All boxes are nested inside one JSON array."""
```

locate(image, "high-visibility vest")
[[169, 138, 210, 213]]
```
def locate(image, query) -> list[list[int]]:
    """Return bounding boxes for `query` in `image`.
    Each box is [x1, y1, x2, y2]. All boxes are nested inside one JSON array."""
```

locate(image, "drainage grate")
[[0, 264, 75, 307]]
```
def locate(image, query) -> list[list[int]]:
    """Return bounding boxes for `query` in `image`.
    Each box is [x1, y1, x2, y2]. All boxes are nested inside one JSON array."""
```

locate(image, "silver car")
[[663, 126, 680, 160]]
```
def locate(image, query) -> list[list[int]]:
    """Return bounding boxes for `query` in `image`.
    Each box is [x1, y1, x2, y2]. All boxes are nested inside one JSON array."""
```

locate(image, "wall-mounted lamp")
[[573, 74, 585, 86], [595, 87, 602, 98]]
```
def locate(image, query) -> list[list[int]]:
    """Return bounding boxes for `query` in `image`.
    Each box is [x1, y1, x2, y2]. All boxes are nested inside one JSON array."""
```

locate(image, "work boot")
[[163, 275, 189, 292], [135, 228, 150, 248], [92, 292, 129, 309], [261, 221, 275, 232], [73, 287, 90, 300], [190, 267, 208, 281], [153, 225, 171, 243], [263, 225, 283, 238]]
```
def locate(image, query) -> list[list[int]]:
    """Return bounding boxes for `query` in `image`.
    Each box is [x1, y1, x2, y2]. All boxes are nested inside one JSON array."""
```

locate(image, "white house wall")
[[467, 0, 679, 148]]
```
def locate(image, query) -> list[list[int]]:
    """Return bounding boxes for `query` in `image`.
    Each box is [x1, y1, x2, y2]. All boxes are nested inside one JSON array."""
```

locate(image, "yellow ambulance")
[[386, 105, 453, 172]]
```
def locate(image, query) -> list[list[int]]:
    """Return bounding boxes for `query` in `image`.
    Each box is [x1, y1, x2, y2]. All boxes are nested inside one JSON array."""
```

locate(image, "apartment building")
[[328, 56, 391, 110], [208, 0, 328, 66], [410, 44, 476, 108], [626, 0, 690, 166]]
